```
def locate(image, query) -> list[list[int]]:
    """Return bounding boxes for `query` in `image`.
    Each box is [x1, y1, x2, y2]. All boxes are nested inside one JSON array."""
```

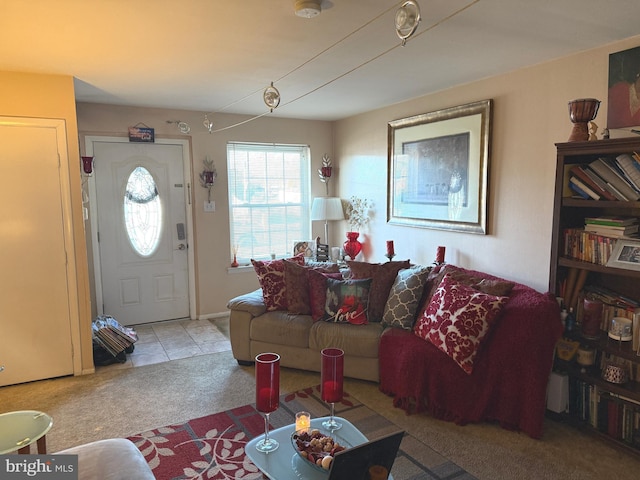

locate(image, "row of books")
[[568, 378, 640, 447], [567, 152, 640, 201], [563, 228, 616, 265]]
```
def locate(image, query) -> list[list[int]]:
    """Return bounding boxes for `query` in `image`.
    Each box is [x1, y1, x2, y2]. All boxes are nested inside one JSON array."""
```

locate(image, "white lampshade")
[[311, 197, 344, 245], [311, 197, 344, 221]]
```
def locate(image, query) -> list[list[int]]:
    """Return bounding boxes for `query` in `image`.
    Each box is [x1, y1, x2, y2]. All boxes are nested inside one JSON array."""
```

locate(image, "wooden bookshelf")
[[550, 137, 640, 454]]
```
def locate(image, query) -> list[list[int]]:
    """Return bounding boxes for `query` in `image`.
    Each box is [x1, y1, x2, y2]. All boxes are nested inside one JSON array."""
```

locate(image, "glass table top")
[[0, 410, 53, 454]]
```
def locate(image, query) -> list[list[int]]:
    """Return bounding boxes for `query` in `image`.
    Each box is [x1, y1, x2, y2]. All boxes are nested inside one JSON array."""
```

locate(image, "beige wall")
[[334, 35, 640, 293], [76, 104, 334, 317], [0, 71, 93, 374]]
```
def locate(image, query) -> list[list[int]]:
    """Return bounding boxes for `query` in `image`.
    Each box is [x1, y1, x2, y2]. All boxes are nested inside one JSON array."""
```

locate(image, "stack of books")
[[92, 315, 138, 357], [584, 216, 639, 239], [567, 152, 640, 201]]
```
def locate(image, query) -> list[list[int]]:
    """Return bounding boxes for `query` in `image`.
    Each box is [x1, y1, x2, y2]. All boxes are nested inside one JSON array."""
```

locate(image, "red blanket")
[[378, 268, 563, 439]]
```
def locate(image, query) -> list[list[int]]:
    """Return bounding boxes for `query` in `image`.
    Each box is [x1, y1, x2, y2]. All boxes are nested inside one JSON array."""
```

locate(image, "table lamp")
[[311, 197, 344, 245]]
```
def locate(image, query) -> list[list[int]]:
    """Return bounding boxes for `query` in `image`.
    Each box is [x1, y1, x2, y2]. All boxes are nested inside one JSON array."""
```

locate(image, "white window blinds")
[[227, 142, 311, 262]]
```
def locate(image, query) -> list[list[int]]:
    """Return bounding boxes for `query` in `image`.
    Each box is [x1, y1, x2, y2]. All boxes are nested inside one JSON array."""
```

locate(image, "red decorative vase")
[[343, 232, 362, 260]]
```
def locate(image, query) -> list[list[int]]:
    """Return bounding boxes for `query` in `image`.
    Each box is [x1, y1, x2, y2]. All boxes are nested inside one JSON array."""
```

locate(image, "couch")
[[227, 261, 563, 438], [56, 438, 155, 480]]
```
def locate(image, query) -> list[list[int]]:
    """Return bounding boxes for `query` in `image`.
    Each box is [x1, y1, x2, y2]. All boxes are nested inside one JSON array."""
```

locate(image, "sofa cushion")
[[309, 321, 384, 358], [250, 310, 313, 349], [347, 260, 410, 323], [382, 265, 431, 330], [323, 277, 372, 324], [414, 273, 508, 374], [308, 270, 344, 322], [251, 255, 305, 311], [226, 289, 267, 317], [284, 260, 340, 315]]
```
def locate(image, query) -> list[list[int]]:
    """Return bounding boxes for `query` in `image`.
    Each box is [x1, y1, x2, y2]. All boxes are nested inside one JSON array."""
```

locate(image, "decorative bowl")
[[291, 429, 349, 473]]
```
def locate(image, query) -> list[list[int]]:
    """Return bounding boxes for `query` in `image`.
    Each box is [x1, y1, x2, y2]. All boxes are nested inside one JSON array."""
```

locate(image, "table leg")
[[37, 435, 47, 454], [18, 445, 30, 454]]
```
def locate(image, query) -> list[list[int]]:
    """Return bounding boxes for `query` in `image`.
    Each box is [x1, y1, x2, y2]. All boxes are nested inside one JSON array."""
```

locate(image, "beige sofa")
[[227, 288, 383, 381]]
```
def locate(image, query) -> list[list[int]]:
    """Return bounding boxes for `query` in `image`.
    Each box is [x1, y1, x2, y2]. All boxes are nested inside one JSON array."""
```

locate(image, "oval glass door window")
[[124, 166, 163, 257]]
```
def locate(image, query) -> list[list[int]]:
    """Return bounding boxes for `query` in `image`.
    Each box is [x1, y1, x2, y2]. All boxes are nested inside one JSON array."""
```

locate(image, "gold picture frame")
[[387, 100, 492, 234]]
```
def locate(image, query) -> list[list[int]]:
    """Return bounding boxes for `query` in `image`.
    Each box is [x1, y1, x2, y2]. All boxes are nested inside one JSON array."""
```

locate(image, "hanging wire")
[[206, 0, 480, 133]]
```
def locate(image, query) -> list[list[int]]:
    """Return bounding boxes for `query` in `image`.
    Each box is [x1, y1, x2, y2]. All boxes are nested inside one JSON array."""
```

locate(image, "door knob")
[[177, 243, 186, 250]]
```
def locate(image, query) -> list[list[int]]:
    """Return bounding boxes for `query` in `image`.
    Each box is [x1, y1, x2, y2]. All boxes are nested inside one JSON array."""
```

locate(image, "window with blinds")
[[227, 142, 311, 262]]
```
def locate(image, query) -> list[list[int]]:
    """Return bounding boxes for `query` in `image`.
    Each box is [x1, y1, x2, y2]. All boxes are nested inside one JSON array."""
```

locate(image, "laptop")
[[328, 430, 404, 480]]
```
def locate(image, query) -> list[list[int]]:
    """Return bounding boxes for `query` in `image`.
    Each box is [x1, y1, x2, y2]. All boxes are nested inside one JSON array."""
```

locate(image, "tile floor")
[[99, 317, 231, 369]]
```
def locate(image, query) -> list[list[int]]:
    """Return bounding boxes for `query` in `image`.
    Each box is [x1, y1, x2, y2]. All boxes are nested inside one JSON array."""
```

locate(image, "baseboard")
[[199, 312, 230, 320]]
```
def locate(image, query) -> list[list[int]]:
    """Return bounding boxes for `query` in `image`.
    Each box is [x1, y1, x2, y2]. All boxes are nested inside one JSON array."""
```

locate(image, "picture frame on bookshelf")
[[606, 240, 640, 271], [387, 100, 491, 234]]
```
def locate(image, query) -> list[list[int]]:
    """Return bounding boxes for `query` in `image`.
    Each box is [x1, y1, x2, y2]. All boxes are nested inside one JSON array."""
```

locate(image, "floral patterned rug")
[[128, 385, 474, 480]]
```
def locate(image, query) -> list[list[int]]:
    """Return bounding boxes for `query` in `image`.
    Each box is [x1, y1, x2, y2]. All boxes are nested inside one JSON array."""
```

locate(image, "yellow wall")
[[334, 35, 640, 293], [0, 71, 93, 374]]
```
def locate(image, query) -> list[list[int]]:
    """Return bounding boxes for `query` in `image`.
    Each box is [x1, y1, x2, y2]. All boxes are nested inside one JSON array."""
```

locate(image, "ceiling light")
[[263, 83, 281, 111], [295, 0, 321, 18], [395, 0, 421, 45]]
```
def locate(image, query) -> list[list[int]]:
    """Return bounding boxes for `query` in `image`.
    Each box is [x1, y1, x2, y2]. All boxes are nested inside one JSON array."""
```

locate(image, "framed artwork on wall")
[[387, 99, 492, 234], [607, 45, 640, 130]]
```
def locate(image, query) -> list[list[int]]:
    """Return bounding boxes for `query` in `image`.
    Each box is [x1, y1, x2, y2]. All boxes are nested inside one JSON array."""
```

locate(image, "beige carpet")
[[1, 348, 640, 479]]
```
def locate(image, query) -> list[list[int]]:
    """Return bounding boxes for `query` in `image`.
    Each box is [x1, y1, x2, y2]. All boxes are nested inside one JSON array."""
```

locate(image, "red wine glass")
[[321, 348, 344, 431], [255, 352, 280, 452]]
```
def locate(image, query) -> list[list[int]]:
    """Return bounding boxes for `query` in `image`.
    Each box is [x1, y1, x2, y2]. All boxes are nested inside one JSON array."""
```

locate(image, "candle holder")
[[295, 411, 310, 433], [385, 253, 396, 262]]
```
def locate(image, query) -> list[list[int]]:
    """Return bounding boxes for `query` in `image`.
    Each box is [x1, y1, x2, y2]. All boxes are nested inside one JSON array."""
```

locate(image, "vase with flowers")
[[343, 196, 372, 260]]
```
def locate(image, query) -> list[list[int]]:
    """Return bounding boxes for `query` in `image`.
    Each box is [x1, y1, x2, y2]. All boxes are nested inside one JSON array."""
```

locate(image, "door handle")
[[176, 243, 187, 250]]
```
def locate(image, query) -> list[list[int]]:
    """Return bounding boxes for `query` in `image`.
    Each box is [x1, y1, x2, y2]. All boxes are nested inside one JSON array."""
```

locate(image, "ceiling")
[[2, 1, 640, 122]]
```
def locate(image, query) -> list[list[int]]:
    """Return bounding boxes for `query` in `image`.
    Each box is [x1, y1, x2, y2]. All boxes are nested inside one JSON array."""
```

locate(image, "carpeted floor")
[[2, 336, 640, 479], [128, 385, 475, 480]]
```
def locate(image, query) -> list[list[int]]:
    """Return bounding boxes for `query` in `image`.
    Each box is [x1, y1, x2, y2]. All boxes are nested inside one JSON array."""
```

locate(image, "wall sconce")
[[81, 156, 94, 176], [199, 156, 217, 202]]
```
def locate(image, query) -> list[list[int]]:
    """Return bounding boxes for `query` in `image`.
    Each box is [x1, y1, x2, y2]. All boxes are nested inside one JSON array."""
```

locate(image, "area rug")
[[128, 385, 475, 480]]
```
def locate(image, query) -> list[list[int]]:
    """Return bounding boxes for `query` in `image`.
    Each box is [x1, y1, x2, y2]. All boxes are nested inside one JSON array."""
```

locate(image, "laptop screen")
[[328, 430, 404, 480]]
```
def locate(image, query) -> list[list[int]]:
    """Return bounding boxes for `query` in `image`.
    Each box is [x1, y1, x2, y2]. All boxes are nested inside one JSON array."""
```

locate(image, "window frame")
[[227, 142, 311, 263]]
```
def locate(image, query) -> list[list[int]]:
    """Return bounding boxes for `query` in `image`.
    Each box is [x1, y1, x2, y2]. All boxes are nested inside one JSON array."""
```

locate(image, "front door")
[[92, 140, 190, 325]]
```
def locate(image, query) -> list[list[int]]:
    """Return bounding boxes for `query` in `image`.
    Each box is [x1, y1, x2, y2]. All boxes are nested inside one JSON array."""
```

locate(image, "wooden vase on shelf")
[[343, 232, 362, 260]]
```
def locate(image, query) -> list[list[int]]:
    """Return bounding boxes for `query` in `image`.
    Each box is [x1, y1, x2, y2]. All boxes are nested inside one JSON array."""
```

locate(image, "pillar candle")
[[386, 240, 394, 257], [436, 246, 445, 264]]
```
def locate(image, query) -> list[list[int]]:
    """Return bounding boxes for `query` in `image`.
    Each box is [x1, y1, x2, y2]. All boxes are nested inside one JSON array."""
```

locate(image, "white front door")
[[92, 140, 191, 325], [0, 117, 77, 386]]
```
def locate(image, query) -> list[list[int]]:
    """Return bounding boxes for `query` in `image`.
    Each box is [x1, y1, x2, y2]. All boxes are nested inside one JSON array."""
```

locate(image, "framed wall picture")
[[607, 45, 640, 130], [292, 240, 316, 258], [606, 240, 640, 271], [387, 100, 492, 234]]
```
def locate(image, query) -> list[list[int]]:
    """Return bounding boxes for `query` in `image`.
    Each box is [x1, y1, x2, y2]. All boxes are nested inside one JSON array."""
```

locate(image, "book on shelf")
[[615, 153, 640, 194], [584, 224, 639, 238], [563, 228, 616, 265], [569, 176, 601, 200], [583, 166, 623, 201], [589, 157, 640, 201], [569, 166, 615, 200], [584, 216, 639, 227]]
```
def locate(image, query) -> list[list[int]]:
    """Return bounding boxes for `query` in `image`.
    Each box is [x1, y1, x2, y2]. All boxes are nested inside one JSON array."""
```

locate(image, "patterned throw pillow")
[[284, 260, 340, 315], [347, 260, 410, 323], [308, 270, 344, 322], [382, 266, 431, 330], [323, 277, 372, 325], [413, 273, 509, 374], [251, 255, 305, 311]]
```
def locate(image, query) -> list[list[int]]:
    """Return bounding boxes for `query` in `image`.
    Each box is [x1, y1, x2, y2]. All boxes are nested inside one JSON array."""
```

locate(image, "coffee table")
[[246, 416, 391, 480], [0, 410, 53, 454]]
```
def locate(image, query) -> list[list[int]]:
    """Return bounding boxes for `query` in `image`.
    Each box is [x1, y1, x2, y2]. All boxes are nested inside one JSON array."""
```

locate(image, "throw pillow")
[[323, 277, 373, 325], [413, 273, 509, 375], [347, 260, 410, 323], [251, 255, 305, 311], [382, 265, 432, 330], [308, 270, 344, 322], [284, 260, 340, 315]]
